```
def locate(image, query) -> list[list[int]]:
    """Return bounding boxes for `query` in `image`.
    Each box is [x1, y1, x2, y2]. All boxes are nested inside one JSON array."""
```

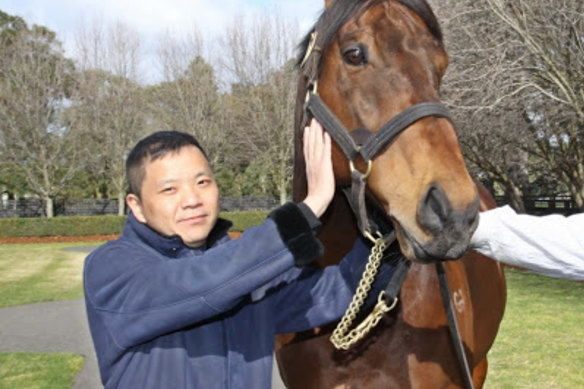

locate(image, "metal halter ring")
[[349, 159, 373, 180], [305, 80, 319, 102], [363, 229, 381, 245], [379, 290, 399, 310]]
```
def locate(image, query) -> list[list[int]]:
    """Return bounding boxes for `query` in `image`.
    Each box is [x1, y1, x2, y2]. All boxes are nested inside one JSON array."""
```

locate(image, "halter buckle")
[[363, 229, 382, 245]]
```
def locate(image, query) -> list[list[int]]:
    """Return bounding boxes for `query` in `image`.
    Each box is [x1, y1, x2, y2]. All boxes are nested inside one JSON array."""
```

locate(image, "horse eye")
[[343, 45, 368, 66]]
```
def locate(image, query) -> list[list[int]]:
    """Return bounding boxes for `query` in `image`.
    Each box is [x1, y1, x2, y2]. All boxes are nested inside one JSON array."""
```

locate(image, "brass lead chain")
[[330, 236, 398, 350]]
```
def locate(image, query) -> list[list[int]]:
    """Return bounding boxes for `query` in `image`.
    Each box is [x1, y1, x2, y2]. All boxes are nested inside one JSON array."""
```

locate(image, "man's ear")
[[126, 194, 147, 223]]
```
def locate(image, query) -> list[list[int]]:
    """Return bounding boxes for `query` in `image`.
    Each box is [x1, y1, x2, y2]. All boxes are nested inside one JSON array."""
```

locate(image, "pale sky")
[[2, 0, 324, 82]]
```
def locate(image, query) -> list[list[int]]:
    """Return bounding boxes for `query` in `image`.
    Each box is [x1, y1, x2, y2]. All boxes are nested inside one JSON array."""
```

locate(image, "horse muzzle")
[[393, 184, 480, 263]]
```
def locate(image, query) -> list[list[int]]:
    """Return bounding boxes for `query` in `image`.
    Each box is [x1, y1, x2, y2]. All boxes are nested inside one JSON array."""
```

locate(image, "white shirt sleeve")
[[470, 205, 584, 280]]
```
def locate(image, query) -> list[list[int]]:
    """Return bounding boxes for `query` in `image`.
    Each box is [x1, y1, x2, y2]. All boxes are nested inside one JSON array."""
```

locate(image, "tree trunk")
[[507, 183, 525, 213], [45, 197, 54, 218], [571, 188, 584, 211], [118, 191, 126, 216], [279, 179, 287, 205]]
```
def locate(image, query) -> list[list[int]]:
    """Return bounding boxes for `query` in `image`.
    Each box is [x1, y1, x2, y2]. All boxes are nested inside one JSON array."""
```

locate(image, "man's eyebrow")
[[195, 169, 213, 177], [155, 178, 178, 187], [194, 169, 214, 179], [155, 170, 213, 187]]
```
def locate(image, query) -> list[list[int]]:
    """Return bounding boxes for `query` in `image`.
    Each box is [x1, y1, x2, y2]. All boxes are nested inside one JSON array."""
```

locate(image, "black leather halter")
[[300, 31, 451, 242]]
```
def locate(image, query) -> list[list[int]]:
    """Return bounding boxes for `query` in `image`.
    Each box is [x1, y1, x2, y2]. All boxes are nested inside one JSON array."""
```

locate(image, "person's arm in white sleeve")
[[470, 205, 584, 280]]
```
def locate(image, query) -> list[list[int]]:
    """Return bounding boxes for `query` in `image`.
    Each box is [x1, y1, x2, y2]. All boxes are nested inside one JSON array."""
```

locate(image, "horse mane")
[[296, 0, 443, 66]]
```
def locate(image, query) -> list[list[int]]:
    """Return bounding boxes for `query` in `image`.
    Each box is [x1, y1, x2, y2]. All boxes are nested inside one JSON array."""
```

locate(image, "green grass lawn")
[[0, 242, 582, 387], [484, 268, 584, 388], [0, 242, 99, 388], [0, 352, 84, 389], [0, 242, 98, 308]]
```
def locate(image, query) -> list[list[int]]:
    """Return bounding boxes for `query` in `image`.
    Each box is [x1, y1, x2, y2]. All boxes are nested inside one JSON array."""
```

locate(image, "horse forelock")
[[296, 0, 377, 67], [397, 0, 443, 41], [296, 0, 442, 68]]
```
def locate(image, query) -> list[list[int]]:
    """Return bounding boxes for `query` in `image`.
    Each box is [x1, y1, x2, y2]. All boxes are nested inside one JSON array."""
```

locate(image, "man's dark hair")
[[126, 131, 208, 196]]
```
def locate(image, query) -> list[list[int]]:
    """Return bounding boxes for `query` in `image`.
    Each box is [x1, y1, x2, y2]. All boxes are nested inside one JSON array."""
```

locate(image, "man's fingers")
[[301, 119, 335, 218], [305, 119, 327, 161], [303, 124, 310, 161]]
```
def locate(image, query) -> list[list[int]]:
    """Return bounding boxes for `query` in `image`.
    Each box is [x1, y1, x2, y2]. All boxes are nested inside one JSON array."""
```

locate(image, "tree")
[[0, 11, 78, 217], [68, 19, 147, 215], [488, 0, 584, 208], [149, 31, 224, 167], [218, 11, 300, 204], [434, 0, 584, 209]]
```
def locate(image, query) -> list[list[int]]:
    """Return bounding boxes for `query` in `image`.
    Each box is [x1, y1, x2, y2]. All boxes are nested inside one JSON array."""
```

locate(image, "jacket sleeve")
[[471, 205, 584, 280], [84, 204, 322, 349], [270, 237, 395, 334]]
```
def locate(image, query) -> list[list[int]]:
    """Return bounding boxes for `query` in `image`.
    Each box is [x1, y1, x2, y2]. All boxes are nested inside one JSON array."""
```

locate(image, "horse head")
[[296, 0, 478, 263]]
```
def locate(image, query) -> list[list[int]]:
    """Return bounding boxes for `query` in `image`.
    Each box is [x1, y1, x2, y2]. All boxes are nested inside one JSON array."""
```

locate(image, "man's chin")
[[177, 216, 218, 248], [180, 232, 207, 248], [179, 227, 212, 248]]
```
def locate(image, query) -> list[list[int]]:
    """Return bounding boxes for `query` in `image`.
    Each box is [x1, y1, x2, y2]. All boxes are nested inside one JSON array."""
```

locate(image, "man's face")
[[126, 145, 219, 248]]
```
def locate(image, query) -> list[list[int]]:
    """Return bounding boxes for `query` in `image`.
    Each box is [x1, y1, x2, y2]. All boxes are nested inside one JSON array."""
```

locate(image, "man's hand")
[[302, 119, 334, 218]]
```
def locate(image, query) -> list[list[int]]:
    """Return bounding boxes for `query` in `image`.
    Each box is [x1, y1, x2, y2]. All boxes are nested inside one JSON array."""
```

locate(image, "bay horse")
[[275, 0, 506, 388]]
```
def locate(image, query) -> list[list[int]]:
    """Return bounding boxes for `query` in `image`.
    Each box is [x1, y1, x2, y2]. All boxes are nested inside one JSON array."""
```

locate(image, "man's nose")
[[181, 186, 202, 207]]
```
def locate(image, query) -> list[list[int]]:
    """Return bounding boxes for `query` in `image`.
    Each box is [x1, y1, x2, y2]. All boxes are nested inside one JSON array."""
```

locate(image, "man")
[[471, 205, 584, 280], [84, 120, 391, 388]]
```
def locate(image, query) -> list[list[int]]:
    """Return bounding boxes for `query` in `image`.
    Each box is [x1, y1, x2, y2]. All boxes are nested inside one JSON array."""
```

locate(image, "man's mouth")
[[179, 214, 207, 224]]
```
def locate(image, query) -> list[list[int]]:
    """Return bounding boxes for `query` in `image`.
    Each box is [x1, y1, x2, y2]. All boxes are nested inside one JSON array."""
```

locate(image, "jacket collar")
[[124, 212, 233, 258]]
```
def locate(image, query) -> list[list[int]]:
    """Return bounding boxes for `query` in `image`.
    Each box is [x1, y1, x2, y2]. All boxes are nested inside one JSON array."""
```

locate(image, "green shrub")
[[221, 210, 268, 231], [0, 211, 269, 238], [0, 215, 126, 238]]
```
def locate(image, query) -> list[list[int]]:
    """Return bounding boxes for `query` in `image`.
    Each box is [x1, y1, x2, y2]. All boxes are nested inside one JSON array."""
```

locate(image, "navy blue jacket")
[[84, 203, 392, 388]]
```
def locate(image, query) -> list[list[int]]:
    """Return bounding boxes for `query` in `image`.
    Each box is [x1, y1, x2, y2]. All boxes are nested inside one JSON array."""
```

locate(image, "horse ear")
[[325, 0, 335, 8]]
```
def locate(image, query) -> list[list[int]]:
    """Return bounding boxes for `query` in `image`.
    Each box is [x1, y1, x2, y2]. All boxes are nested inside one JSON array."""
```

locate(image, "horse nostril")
[[418, 184, 452, 233]]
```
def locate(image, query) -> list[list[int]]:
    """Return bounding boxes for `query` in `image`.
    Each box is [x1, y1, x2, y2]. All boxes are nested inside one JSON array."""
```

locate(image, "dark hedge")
[[0, 211, 269, 238]]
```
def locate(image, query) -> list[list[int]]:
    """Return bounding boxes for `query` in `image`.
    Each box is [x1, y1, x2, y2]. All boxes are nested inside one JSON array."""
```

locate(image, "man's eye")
[[161, 187, 175, 193]]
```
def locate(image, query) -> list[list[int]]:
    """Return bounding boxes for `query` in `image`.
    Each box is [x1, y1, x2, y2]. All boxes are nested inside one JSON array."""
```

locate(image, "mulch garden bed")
[[0, 235, 121, 244], [0, 232, 243, 244]]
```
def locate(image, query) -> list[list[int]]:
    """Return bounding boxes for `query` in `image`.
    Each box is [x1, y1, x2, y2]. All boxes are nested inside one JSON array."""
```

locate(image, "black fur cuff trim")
[[268, 203, 323, 266]]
